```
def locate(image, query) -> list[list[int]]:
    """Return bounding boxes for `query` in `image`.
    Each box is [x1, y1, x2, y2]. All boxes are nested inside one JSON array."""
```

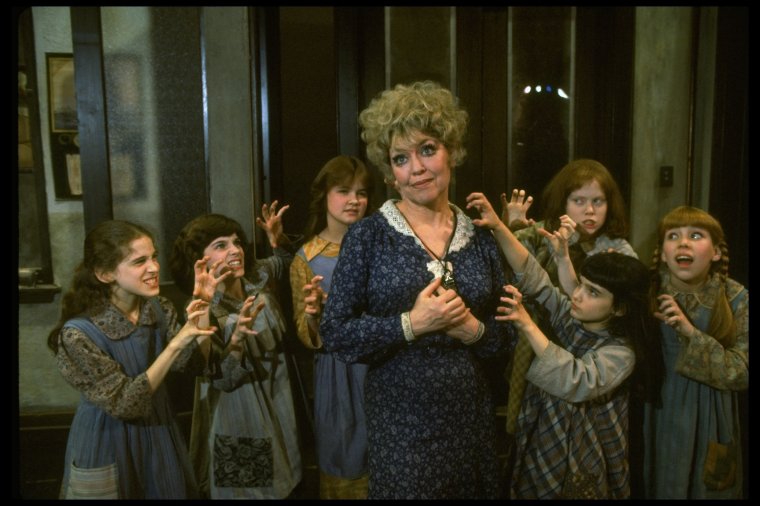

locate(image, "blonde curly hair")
[[359, 81, 468, 181]]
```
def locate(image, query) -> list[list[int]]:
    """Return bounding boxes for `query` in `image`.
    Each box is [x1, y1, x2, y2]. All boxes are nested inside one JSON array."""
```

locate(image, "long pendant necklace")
[[400, 209, 458, 292]]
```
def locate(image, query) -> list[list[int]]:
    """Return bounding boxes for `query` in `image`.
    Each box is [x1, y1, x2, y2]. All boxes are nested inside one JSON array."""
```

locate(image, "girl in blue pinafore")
[[642, 206, 748, 499], [290, 155, 375, 499], [48, 220, 217, 499]]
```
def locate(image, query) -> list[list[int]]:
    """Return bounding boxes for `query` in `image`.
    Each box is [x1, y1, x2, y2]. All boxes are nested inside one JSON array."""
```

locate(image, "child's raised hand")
[[193, 256, 232, 301], [496, 284, 532, 330], [231, 295, 266, 346], [500, 188, 535, 230], [255, 200, 291, 248], [557, 215, 577, 241], [466, 192, 501, 230], [655, 294, 697, 338], [537, 214, 576, 259], [303, 275, 326, 320], [171, 299, 217, 349]]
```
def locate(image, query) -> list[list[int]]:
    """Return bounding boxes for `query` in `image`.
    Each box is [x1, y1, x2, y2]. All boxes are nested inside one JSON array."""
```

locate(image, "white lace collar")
[[379, 199, 474, 254]]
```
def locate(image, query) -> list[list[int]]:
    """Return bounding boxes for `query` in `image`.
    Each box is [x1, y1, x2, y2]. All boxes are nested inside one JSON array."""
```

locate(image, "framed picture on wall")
[[46, 53, 77, 132], [18, 65, 34, 172], [46, 52, 81, 199]]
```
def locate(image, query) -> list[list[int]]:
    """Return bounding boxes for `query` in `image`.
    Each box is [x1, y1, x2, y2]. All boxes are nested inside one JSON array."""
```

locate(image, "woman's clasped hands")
[[408, 277, 479, 343]]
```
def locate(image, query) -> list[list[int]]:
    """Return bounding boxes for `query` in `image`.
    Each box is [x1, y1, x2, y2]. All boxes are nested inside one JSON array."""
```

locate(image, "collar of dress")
[[379, 199, 475, 254]]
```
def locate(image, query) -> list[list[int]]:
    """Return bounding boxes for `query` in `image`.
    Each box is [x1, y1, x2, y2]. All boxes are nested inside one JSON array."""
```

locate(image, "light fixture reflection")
[[522, 84, 570, 99]]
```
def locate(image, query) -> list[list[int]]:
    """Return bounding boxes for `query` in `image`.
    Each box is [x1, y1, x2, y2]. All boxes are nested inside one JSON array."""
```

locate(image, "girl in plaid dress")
[[467, 192, 663, 499]]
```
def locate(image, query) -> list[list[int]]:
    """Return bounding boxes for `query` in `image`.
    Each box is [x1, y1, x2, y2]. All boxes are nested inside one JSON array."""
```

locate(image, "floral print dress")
[[320, 200, 515, 499]]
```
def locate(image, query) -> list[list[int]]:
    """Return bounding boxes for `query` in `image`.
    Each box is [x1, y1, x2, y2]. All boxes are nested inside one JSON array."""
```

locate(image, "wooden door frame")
[[709, 6, 747, 288]]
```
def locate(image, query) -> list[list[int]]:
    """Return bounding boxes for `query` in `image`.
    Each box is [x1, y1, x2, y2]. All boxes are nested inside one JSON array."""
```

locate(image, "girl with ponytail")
[[47, 220, 216, 499]]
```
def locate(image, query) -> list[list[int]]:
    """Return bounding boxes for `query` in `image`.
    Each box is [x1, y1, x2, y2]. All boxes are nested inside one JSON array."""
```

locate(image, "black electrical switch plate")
[[660, 165, 674, 187]]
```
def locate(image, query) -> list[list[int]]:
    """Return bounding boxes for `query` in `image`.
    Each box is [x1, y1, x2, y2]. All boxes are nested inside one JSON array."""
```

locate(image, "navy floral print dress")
[[320, 200, 516, 499]]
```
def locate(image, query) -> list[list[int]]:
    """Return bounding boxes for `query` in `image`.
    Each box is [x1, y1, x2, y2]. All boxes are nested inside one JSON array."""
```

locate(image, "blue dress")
[[320, 200, 516, 499], [57, 297, 202, 499], [642, 271, 748, 499], [293, 239, 369, 480]]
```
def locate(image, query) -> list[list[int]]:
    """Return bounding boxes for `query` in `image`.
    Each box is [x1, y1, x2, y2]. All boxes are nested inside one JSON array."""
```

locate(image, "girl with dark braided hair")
[[642, 206, 748, 499]]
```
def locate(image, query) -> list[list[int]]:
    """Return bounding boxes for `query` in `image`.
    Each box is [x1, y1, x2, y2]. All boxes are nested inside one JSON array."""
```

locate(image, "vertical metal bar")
[[568, 7, 576, 162], [199, 7, 211, 211], [70, 6, 113, 233], [335, 7, 360, 157], [506, 8, 514, 189], [686, 7, 700, 206]]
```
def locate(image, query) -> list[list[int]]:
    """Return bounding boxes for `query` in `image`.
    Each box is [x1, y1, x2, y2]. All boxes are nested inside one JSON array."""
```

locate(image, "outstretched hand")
[[465, 192, 501, 230], [537, 214, 576, 259], [231, 295, 266, 346], [303, 275, 327, 319], [500, 188, 535, 230], [495, 284, 532, 330], [171, 299, 218, 349], [255, 200, 290, 248], [193, 255, 232, 301]]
